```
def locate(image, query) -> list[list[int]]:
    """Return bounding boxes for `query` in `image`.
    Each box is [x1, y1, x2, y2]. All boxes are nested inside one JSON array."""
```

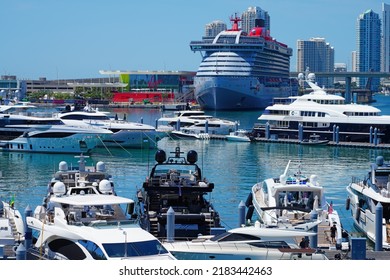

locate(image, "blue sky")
[[0, 0, 387, 80]]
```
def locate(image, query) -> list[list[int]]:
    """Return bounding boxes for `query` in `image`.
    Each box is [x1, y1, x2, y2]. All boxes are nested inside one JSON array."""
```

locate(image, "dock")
[[252, 137, 390, 149]]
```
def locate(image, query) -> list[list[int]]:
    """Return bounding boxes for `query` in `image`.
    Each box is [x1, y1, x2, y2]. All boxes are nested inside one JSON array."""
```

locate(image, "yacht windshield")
[[103, 240, 169, 258]]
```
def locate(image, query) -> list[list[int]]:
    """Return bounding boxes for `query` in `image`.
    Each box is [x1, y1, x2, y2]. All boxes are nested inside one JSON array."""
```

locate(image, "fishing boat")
[[137, 147, 225, 240], [0, 111, 112, 154], [26, 155, 175, 260], [157, 110, 237, 136], [163, 221, 328, 260], [346, 156, 390, 249], [226, 129, 251, 142], [248, 160, 347, 250], [300, 134, 329, 146]]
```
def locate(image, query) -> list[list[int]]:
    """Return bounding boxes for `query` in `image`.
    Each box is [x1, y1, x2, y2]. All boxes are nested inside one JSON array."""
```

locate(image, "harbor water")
[[1, 95, 390, 237]]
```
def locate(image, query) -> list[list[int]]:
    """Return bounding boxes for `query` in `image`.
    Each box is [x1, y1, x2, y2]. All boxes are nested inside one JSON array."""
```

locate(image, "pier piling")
[[238, 201, 246, 227], [166, 207, 175, 242], [375, 202, 383, 251]]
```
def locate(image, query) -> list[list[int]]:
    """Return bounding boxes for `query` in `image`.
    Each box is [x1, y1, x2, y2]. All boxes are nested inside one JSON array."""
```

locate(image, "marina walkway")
[[252, 137, 390, 149]]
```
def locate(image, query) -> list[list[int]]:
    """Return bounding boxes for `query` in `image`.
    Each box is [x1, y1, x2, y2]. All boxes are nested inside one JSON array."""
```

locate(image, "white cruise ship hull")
[[195, 76, 293, 110]]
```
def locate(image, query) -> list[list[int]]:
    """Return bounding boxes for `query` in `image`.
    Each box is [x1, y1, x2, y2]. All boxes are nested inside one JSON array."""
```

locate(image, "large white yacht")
[[346, 156, 390, 249], [157, 110, 237, 137], [57, 106, 167, 149], [252, 75, 390, 143], [0, 113, 112, 154], [26, 156, 175, 260]]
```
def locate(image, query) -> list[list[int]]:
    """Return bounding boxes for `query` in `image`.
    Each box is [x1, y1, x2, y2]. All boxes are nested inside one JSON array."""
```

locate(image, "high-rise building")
[[381, 3, 390, 73], [296, 38, 335, 88], [334, 63, 347, 85], [241, 6, 270, 34], [205, 20, 227, 37], [351, 51, 358, 83], [356, 9, 381, 90]]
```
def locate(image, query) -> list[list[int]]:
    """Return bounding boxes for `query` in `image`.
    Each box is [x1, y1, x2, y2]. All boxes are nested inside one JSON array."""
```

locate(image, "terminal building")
[[0, 75, 27, 102]]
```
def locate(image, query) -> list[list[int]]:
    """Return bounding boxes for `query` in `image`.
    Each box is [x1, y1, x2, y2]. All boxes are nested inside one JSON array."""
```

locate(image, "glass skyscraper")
[[356, 9, 381, 90], [381, 3, 390, 73]]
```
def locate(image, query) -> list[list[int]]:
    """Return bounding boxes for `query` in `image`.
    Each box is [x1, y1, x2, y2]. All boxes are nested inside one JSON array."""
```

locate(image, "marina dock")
[[252, 137, 390, 149]]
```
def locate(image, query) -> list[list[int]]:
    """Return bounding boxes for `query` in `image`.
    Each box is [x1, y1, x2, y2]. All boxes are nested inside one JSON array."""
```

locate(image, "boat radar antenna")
[[229, 13, 242, 31], [74, 153, 90, 172]]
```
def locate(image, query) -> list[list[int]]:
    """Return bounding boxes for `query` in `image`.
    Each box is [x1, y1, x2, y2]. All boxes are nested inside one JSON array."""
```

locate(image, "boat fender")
[[245, 192, 253, 207], [355, 207, 361, 222], [345, 197, 350, 210], [246, 205, 255, 220]]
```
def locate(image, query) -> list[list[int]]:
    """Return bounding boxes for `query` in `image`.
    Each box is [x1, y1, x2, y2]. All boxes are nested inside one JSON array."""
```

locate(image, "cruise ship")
[[190, 15, 296, 110]]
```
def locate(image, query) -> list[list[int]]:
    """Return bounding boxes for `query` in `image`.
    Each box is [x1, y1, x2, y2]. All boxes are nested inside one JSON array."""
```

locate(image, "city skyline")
[[1, 0, 387, 80]]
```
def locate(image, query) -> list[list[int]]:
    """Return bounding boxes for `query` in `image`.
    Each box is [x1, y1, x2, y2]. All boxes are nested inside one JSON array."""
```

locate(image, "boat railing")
[[352, 176, 383, 194]]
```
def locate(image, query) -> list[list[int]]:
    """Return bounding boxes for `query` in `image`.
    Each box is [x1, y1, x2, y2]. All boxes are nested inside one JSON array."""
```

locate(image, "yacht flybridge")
[[26, 155, 175, 260]]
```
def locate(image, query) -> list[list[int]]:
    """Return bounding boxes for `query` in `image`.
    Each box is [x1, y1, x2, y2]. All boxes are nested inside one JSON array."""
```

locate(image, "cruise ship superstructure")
[[190, 15, 296, 110]]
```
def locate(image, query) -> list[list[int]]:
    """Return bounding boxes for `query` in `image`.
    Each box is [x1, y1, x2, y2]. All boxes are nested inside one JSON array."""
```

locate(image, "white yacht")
[[249, 160, 347, 250], [252, 75, 390, 143], [157, 110, 209, 132], [226, 129, 251, 142], [0, 114, 112, 154], [26, 156, 175, 260], [346, 156, 390, 249], [158, 110, 237, 138], [163, 221, 328, 260], [57, 107, 167, 149]]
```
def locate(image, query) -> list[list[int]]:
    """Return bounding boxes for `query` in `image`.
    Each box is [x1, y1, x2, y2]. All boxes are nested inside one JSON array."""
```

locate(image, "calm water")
[[1, 95, 390, 235]]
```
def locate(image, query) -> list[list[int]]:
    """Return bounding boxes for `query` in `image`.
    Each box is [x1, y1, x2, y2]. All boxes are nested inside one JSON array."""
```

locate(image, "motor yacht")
[[163, 221, 328, 260], [346, 156, 390, 249], [249, 160, 347, 250], [26, 155, 175, 260], [157, 110, 237, 136], [0, 113, 112, 154], [252, 74, 390, 143], [57, 106, 167, 149], [137, 147, 225, 240]]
